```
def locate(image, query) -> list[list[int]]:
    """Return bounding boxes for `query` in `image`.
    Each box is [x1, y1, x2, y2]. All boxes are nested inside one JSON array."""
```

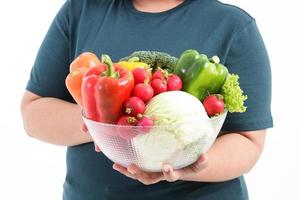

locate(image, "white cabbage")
[[132, 91, 215, 171]]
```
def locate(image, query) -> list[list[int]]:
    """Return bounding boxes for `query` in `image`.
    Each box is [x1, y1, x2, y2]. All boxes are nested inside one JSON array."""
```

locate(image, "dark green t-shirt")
[[26, 0, 273, 199]]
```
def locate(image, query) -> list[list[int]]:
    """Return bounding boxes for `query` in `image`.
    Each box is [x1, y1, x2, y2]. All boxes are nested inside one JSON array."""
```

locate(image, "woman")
[[21, 0, 273, 199]]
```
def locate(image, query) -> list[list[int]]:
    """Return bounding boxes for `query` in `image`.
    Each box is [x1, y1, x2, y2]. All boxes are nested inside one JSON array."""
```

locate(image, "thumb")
[[189, 154, 208, 173], [81, 123, 88, 133]]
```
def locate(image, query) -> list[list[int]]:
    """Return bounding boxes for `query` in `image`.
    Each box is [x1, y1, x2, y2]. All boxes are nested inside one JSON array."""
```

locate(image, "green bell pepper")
[[174, 49, 200, 79], [175, 50, 228, 101]]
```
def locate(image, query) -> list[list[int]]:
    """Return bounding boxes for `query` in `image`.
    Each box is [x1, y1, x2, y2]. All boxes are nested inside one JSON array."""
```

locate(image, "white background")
[[0, 0, 299, 199]]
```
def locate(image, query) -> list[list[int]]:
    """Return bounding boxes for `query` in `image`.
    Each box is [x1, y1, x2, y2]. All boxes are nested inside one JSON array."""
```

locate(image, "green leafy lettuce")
[[221, 73, 247, 113]]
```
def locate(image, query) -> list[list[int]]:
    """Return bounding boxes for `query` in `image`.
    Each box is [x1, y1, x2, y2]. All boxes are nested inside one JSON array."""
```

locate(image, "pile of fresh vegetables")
[[66, 49, 246, 123], [66, 49, 247, 169]]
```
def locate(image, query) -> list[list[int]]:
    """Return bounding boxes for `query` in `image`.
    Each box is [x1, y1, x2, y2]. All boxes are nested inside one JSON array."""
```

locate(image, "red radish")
[[167, 74, 182, 91], [137, 116, 154, 132], [133, 83, 154, 102], [152, 69, 165, 80], [117, 115, 137, 140], [151, 79, 167, 95], [125, 97, 145, 117], [117, 115, 138, 126], [132, 68, 150, 84], [203, 94, 225, 116]]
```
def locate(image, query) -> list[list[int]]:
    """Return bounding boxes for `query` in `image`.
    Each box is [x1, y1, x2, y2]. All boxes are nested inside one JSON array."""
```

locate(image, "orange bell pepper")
[[65, 67, 88, 107], [69, 52, 101, 72], [65, 52, 101, 107]]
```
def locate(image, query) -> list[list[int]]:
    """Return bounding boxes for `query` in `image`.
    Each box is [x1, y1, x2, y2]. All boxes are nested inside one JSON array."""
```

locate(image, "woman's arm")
[[182, 130, 266, 182], [21, 91, 93, 146]]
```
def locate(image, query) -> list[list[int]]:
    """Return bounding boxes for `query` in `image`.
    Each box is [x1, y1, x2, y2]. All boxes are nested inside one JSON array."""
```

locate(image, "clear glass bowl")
[[82, 112, 227, 172]]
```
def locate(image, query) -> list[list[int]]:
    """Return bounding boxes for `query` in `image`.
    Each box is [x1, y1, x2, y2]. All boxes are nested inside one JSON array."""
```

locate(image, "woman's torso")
[[63, 0, 253, 199]]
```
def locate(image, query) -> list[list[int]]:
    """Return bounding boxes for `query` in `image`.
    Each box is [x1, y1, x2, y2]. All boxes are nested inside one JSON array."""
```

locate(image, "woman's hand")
[[112, 154, 208, 185], [81, 123, 101, 152]]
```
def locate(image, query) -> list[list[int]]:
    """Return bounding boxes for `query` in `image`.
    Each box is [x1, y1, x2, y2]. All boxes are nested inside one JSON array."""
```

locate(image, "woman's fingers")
[[162, 154, 208, 182], [80, 123, 88, 133], [113, 163, 164, 185], [80, 123, 101, 152], [188, 154, 208, 173], [113, 154, 208, 185], [162, 165, 181, 182], [94, 143, 101, 152], [127, 165, 163, 185], [113, 164, 137, 180]]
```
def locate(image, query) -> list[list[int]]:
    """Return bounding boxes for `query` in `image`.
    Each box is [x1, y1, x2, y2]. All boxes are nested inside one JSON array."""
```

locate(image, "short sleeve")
[[26, 1, 72, 101], [222, 20, 273, 131]]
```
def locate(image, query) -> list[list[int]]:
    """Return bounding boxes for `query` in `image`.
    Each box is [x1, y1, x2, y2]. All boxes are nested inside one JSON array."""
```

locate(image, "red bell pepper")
[[82, 64, 107, 121], [96, 55, 134, 123], [82, 54, 134, 124]]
